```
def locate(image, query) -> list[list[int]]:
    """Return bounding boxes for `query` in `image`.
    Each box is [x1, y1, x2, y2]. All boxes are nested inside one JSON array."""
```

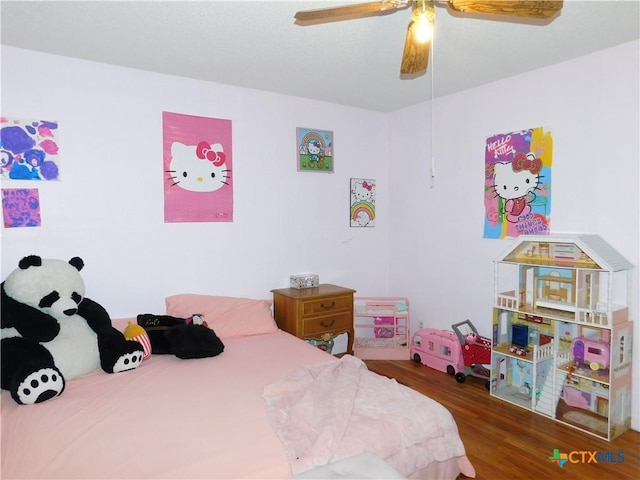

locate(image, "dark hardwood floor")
[[364, 359, 639, 480]]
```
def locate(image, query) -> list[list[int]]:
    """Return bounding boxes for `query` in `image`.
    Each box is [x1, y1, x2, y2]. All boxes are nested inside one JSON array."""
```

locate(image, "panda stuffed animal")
[[1, 255, 144, 405]]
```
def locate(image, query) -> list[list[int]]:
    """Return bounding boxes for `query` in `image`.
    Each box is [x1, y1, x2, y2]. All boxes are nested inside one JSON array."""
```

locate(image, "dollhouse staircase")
[[535, 366, 569, 417]]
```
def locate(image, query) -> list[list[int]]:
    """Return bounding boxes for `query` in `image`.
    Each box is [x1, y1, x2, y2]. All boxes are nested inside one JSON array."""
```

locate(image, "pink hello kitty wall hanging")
[[484, 126, 553, 239], [163, 111, 233, 223]]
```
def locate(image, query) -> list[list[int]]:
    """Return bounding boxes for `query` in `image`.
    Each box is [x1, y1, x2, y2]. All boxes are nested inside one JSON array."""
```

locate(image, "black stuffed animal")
[[137, 313, 224, 359], [1, 255, 144, 405]]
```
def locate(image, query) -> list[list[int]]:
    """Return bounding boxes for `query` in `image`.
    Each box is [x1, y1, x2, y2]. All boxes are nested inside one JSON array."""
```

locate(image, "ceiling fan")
[[294, 0, 563, 75]]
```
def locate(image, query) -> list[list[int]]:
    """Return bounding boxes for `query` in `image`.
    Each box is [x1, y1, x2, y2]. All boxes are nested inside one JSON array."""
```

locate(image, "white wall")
[[388, 40, 640, 431], [0, 47, 391, 317], [2, 41, 639, 431]]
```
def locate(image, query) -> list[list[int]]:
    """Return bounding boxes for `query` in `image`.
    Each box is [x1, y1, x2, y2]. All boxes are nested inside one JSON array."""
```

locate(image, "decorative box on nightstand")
[[289, 273, 320, 289], [271, 284, 356, 355]]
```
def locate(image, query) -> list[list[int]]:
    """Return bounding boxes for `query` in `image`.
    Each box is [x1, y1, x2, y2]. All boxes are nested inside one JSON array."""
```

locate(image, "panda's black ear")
[[18, 255, 42, 270], [69, 257, 84, 271]]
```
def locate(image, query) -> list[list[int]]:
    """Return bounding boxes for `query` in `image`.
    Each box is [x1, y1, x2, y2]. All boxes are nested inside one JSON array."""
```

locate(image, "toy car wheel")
[[412, 353, 421, 364], [446, 365, 455, 376], [454, 372, 466, 383]]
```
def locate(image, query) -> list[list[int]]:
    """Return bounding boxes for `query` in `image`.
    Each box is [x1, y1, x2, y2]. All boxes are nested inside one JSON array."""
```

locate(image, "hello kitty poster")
[[483, 126, 552, 239], [297, 127, 334, 172], [163, 111, 233, 223], [350, 178, 376, 227]]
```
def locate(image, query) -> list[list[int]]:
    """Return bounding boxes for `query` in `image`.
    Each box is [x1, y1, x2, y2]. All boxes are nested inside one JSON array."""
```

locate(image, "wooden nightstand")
[[271, 284, 356, 354]]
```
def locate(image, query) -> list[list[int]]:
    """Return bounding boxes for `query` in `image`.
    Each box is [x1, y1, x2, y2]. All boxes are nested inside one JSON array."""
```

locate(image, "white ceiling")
[[1, 0, 639, 112]]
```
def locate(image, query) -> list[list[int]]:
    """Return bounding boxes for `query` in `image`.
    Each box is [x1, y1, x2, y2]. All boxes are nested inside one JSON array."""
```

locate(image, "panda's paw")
[[112, 350, 144, 373], [13, 367, 65, 405]]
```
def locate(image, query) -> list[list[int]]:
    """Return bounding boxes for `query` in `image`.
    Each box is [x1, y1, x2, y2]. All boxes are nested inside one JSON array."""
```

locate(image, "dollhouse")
[[490, 234, 634, 441]]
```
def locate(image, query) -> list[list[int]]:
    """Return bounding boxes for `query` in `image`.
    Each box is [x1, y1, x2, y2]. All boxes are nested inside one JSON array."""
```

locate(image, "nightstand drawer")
[[302, 313, 352, 336], [302, 295, 352, 316]]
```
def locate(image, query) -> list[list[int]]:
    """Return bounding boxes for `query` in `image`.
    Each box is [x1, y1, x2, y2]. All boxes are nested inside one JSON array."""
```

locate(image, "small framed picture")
[[350, 178, 375, 227], [296, 127, 334, 172]]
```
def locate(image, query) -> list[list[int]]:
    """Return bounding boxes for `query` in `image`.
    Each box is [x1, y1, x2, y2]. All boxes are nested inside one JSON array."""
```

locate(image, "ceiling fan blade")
[[400, 1, 434, 75], [448, 0, 563, 19], [401, 28, 430, 74], [295, 1, 409, 22]]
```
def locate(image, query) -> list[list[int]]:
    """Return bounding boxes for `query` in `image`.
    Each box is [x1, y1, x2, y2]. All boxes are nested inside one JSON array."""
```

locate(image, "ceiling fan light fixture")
[[294, 0, 564, 77], [412, 14, 433, 43], [400, 0, 434, 74], [411, 0, 435, 43]]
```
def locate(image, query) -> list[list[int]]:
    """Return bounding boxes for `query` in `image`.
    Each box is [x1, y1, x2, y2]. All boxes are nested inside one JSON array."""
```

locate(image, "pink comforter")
[[2, 325, 474, 479], [1, 329, 331, 479], [263, 354, 476, 478]]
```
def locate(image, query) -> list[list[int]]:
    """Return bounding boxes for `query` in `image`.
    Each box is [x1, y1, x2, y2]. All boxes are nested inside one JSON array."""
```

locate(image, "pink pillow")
[[165, 294, 278, 339]]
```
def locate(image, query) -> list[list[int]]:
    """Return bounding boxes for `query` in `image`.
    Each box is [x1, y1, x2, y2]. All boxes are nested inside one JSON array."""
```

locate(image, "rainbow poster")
[[483, 126, 553, 239], [350, 178, 375, 227], [297, 127, 333, 172]]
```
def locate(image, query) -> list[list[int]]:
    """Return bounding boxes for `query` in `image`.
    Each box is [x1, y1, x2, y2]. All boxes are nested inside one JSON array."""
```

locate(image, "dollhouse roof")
[[497, 234, 634, 272]]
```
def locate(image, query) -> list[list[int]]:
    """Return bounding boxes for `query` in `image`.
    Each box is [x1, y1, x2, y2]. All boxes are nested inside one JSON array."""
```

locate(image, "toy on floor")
[[451, 319, 492, 386], [410, 319, 491, 390], [305, 333, 335, 354], [411, 328, 463, 375]]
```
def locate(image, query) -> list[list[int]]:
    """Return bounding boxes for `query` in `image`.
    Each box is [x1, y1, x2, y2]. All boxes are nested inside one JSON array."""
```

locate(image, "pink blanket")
[[263, 355, 476, 478]]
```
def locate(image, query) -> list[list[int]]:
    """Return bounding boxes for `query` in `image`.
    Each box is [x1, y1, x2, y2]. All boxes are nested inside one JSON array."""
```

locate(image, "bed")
[[1, 294, 476, 479]]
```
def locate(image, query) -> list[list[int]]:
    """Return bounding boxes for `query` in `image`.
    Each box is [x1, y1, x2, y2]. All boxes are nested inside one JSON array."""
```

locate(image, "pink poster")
[[2, 188, 41, 227], [483, 126, 552, 239], [163, 112, 233, 223]]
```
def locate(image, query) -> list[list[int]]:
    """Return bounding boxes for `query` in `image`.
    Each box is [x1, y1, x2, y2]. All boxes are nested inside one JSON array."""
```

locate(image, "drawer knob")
[[320, 319, 336, 328], [320, 301, 336, 310]]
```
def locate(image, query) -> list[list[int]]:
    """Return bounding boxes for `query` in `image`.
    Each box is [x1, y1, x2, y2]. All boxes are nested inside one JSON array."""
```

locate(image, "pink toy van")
[[572, 336, 610, 370], [410, 328, 465, 375]]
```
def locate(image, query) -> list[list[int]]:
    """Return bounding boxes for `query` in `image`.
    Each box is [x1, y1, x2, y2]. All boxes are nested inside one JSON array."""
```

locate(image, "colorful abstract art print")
[[2, 188, 42, 228], [350, 178, 376, 227], [297, 127, 334, 172], [163, 112, 233, 223], [0, 118, 60, 181], [484, 126, 553, 239]]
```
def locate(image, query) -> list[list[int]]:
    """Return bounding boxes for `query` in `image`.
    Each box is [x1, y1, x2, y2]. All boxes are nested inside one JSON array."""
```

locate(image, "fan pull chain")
[[431, 155, 436, 182], [430, 31, 436, 188]]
